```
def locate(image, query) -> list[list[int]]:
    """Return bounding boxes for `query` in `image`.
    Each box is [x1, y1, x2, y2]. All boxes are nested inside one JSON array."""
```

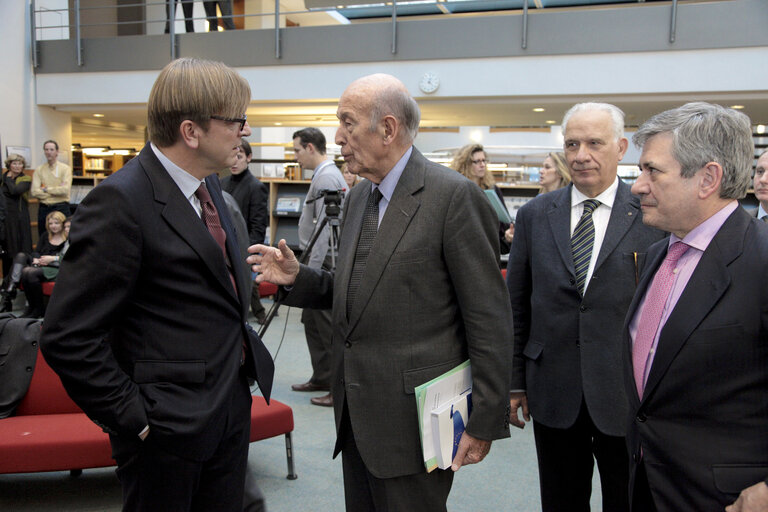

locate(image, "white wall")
[[0, 1, 72, 168]]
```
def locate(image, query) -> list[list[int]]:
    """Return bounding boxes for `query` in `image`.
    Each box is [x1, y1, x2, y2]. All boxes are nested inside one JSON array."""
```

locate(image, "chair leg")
[[285, 432, 297, 480]]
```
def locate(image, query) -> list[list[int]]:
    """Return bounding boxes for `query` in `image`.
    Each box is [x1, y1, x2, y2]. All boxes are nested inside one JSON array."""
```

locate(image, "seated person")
[[3, 212, 68, 318]]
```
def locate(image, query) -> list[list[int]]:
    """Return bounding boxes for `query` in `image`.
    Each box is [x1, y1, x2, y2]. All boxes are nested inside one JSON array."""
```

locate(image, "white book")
[[430, 391, 472, 470]]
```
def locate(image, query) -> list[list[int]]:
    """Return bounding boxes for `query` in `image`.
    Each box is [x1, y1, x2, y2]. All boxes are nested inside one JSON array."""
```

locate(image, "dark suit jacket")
[[283, 148, 513, 478], [0, 315, 42, 418], [40, 143, 274, 462], [507, 181, 664, 436], [221, 171, 269, 246], [624, 206, 768, 510]]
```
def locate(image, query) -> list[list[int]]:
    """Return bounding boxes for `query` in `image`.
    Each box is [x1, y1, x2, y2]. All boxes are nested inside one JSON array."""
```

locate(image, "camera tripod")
[[257, 190, 342, 339]]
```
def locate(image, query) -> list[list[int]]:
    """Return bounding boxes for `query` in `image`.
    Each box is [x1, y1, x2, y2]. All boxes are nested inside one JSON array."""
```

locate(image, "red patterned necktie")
[[632, 241, 690, 398], [195, 183, 236, 293]]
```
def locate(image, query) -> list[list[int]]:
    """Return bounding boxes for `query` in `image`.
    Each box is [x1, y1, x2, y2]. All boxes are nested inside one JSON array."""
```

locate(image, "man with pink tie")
[[625, 102, 768, 512]]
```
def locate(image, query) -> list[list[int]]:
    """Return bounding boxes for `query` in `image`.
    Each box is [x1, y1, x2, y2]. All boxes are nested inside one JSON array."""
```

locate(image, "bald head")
[[335, 74, 421, 183], [343, 74, 421, 143]]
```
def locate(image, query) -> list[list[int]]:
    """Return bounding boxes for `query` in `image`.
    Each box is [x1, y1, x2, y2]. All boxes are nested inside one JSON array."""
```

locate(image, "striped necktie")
[[571, 199, 600, 296], [347, 188, 382, 318]]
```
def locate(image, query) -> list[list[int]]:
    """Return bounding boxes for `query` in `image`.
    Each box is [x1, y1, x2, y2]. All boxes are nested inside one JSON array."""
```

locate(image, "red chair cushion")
[[258, 282, 278, 298], [249, 396, 293, 442], [41, 281, 55, 296], [0, 413, 114, 473]]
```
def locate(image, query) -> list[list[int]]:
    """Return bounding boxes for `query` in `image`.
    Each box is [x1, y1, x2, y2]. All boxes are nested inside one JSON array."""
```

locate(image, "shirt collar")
[[150, 142, 204, 199], [670, 200, 739, 252], [373, 146, 413, 202], [571, 175, 620, 209], [758, 203, 768, 220]]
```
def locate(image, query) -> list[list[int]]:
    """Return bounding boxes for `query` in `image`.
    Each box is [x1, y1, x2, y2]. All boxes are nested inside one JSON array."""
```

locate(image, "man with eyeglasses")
[[40, 58, 274, 512]]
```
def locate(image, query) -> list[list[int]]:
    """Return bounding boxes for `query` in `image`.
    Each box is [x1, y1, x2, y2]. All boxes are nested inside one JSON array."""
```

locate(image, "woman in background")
[[452, 143, 513, 253], [3, 211, 68, 317], [539, 151, 571, 194], [1, 154, 33, 312], [342, 163, 359, 189]]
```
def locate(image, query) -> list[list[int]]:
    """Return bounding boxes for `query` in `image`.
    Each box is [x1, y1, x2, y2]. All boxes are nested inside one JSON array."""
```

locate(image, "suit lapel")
[[641, 208, 746, 402], [345, 150, 422, 332], [594, 181, 641, 271], [546, 187, 575, 276], [140, 146, 240, 305]]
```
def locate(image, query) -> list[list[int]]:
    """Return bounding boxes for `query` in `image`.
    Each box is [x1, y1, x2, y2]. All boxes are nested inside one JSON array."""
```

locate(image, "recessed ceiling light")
[[730, 105, 745, 110], [545, 120, 556, 124], [93, 113, 104, 118], [532, 107, 545, 112], [274, 122, 282, 126], [757, 125, 766, 134]]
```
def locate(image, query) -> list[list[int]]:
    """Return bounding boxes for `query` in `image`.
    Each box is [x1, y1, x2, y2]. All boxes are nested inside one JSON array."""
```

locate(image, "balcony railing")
[[31, 0, 679, 67]]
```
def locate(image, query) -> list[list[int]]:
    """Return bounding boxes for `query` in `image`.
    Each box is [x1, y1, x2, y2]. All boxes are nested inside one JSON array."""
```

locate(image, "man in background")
[[32, 140, 71, 235], [751, 149, 768, 220], [40, 57, 274, 511], [626, 102, 768, 512], [222, 138, 269, 323], [250, 73, 512, 511], [507, 102, 664, 511], [290, 127, 346, 407]]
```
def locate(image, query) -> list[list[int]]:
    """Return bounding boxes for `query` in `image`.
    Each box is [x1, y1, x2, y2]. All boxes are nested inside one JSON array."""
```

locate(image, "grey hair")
[[632, 102, 754, 200], [369, 86, 421, 143], [562, 102, 625, 141]]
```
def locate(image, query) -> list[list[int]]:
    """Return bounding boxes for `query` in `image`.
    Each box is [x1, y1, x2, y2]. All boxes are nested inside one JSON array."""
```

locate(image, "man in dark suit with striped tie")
[[506, 103, 664, 512]]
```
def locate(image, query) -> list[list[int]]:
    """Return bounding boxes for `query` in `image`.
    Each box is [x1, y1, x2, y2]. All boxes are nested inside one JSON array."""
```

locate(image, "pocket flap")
[[133, 360, 206, 384], [402, 358, 464, 395], [712, 464, 768, 494]]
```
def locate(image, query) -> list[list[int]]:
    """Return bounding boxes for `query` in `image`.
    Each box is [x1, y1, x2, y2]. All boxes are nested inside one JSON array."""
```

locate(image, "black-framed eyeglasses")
[[210, 114, 247, 131]]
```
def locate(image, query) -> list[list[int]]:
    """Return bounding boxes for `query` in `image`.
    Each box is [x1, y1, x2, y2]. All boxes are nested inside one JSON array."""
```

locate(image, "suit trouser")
[[164, 0, 195, 33], [301, 307, 333, 387], [339, 404, 454, 512], [115, 374, 252, 512], [533, 400, 629, 512], [203, 1, 235, 30], [630, 462, 657, 512]]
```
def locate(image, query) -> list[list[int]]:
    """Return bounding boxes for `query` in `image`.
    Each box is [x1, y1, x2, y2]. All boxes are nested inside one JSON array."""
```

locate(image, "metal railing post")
[[669, 0, 678, 43], [391, 0, 397, 54], [75, 0, 83, 66], [275, 0, 281, 59], [522, 0, 528, 50], [30, 0, 39, 68], [169, 0, 177, 60]]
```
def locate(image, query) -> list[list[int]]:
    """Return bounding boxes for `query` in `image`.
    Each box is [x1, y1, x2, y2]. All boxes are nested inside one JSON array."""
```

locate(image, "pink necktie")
[[632, 241, 689, 398]]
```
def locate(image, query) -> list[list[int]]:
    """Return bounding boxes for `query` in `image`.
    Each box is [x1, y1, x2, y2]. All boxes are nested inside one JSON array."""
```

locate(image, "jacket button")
[[345, 341, 351, 348], [569, 278, 575, 285], [26, 366, 32, 372], [579, 305, 587, 312], [636, 413, 646, 422], [632, 453, 638, 462]]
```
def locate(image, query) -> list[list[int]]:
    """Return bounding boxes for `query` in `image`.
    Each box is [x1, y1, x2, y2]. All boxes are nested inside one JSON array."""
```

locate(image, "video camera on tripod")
[[306, 188, 346, 218]]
